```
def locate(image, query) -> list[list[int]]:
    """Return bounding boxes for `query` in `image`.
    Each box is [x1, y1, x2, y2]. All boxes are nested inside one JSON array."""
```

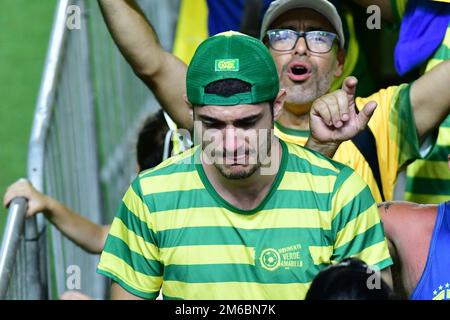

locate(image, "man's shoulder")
[[380, 201, 439, 226]]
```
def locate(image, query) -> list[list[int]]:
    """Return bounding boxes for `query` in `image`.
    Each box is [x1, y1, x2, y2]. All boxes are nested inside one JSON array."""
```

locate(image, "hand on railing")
[[3, 178, 50, 218], [4, 178, 109, 254]]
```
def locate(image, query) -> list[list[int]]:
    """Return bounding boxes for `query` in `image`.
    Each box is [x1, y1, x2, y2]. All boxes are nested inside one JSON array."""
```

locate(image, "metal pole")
[[28, 0, 70, 210], [0, 198, 28, 299], [27, 0, 71, 300]]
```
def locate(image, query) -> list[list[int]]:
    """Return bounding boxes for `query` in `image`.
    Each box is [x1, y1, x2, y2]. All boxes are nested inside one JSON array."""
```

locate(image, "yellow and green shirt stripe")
[[405, 21, 450, 204], [97, 141, 392, 299]]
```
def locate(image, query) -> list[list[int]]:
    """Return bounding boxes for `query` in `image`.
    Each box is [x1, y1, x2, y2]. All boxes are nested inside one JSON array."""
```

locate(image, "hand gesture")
[[309, 76, 377, 143]]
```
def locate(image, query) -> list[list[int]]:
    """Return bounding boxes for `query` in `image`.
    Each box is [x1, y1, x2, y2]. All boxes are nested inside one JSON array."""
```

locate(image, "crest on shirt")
[[259, 244, 303, 271], [432, 282, 450, 300]]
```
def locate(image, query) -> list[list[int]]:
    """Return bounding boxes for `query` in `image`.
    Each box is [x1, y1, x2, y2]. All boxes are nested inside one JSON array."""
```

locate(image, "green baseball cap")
[[186, 31, 280, 106]]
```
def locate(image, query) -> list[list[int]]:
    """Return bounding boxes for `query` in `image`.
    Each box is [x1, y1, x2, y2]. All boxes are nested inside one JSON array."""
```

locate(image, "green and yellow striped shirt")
[[405, 21, 450, 203], [97, 140, 392, 299]]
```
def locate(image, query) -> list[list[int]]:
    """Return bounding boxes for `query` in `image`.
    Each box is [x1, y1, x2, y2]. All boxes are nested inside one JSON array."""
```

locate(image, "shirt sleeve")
[[330, 166, 393, 271], [97, 177, 163, 299], [355, 84, 435, 197]]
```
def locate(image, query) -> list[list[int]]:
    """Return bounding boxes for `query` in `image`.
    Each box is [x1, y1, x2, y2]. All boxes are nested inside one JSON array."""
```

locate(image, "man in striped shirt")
[[97, 31, 392, 300]]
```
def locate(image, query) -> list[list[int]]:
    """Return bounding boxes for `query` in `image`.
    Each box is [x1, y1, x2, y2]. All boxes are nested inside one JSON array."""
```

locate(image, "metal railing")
[[0, 198, 27, 298], [0, 0, 180, 299]]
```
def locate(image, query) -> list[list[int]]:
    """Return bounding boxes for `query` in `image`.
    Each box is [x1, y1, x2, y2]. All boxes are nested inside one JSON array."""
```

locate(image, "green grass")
[[0, 0, 55, 233]]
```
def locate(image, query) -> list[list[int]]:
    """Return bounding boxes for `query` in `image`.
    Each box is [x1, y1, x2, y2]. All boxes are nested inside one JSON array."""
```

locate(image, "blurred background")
[[0, 0, 178, 299], [0, 1, 55, 233]]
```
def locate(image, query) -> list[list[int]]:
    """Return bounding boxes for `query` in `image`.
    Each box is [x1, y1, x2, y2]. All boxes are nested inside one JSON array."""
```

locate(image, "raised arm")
[[410, 59, 450, 142], [98, 0, 193, 130], [3, 179, 109, 254]]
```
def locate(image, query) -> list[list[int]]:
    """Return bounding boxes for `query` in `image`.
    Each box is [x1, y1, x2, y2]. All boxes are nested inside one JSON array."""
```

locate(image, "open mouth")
[[287, 61, 312, 82]]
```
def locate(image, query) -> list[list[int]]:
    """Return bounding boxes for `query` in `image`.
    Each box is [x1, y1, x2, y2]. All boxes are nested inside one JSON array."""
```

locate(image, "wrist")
[[308, 136, 340, 149], [306, 136, 341, 158], [41, 195, 56, 217]]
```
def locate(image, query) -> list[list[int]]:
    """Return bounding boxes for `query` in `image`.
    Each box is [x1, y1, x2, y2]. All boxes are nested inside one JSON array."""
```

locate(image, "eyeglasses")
[[267, 29, 338, 53]]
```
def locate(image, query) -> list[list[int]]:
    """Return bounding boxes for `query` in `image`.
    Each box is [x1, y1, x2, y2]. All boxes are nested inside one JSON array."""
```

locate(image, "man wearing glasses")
[[98, 0, 450, 204]]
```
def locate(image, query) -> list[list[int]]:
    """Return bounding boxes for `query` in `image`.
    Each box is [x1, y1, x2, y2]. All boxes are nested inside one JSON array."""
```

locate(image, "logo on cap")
[[215, 59, 239, 72]]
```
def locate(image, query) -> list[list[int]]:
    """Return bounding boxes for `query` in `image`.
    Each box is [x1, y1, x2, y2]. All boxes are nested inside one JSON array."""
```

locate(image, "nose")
[[293, 36, 308, 56], [224, 126, 238, 154]]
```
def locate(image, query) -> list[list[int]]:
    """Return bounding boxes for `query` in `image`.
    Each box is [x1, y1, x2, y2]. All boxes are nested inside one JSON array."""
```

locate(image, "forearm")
[[98, 0, 192, 129], [411, 60, 450, 141], [44, 197, 107, 254], [304, 136, 339, 158], [98, 0, 160, 76]]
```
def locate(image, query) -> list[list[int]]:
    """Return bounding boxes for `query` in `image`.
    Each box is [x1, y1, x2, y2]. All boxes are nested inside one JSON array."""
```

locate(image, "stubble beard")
[[282, 64, 334, 106], [212, 134, 273, 180], [214, 162, 261, 180]]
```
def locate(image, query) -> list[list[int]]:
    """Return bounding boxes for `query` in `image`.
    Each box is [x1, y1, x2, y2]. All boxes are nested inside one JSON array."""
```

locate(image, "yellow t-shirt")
[[275, 84, 423, 202]]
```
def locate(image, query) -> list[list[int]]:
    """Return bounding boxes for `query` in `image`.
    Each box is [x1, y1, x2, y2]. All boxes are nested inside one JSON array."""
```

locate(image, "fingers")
[[334, 90, 350, 122], [3, 190, 12, 209], [3, 178, 32, 209], [312, 90, 349, 128], [322, 93, 344, 128], [3, 178, 47, 218], [311, 98, 332, 127], [357, 101, 378, 128], [341, 76, 358, 103]]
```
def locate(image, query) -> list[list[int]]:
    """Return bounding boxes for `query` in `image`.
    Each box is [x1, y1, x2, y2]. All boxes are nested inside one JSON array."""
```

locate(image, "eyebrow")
[[198, 113, 262, 125], [278, 25, 297, 31], [276, 25, 327, 32], [234, 114, 262, 125], [198, 115, 224, 124], [305, 26, 327, 32]]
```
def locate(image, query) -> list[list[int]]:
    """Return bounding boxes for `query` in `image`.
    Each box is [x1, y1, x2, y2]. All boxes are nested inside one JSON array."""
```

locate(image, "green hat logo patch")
[[215, 59, 239, 72]]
